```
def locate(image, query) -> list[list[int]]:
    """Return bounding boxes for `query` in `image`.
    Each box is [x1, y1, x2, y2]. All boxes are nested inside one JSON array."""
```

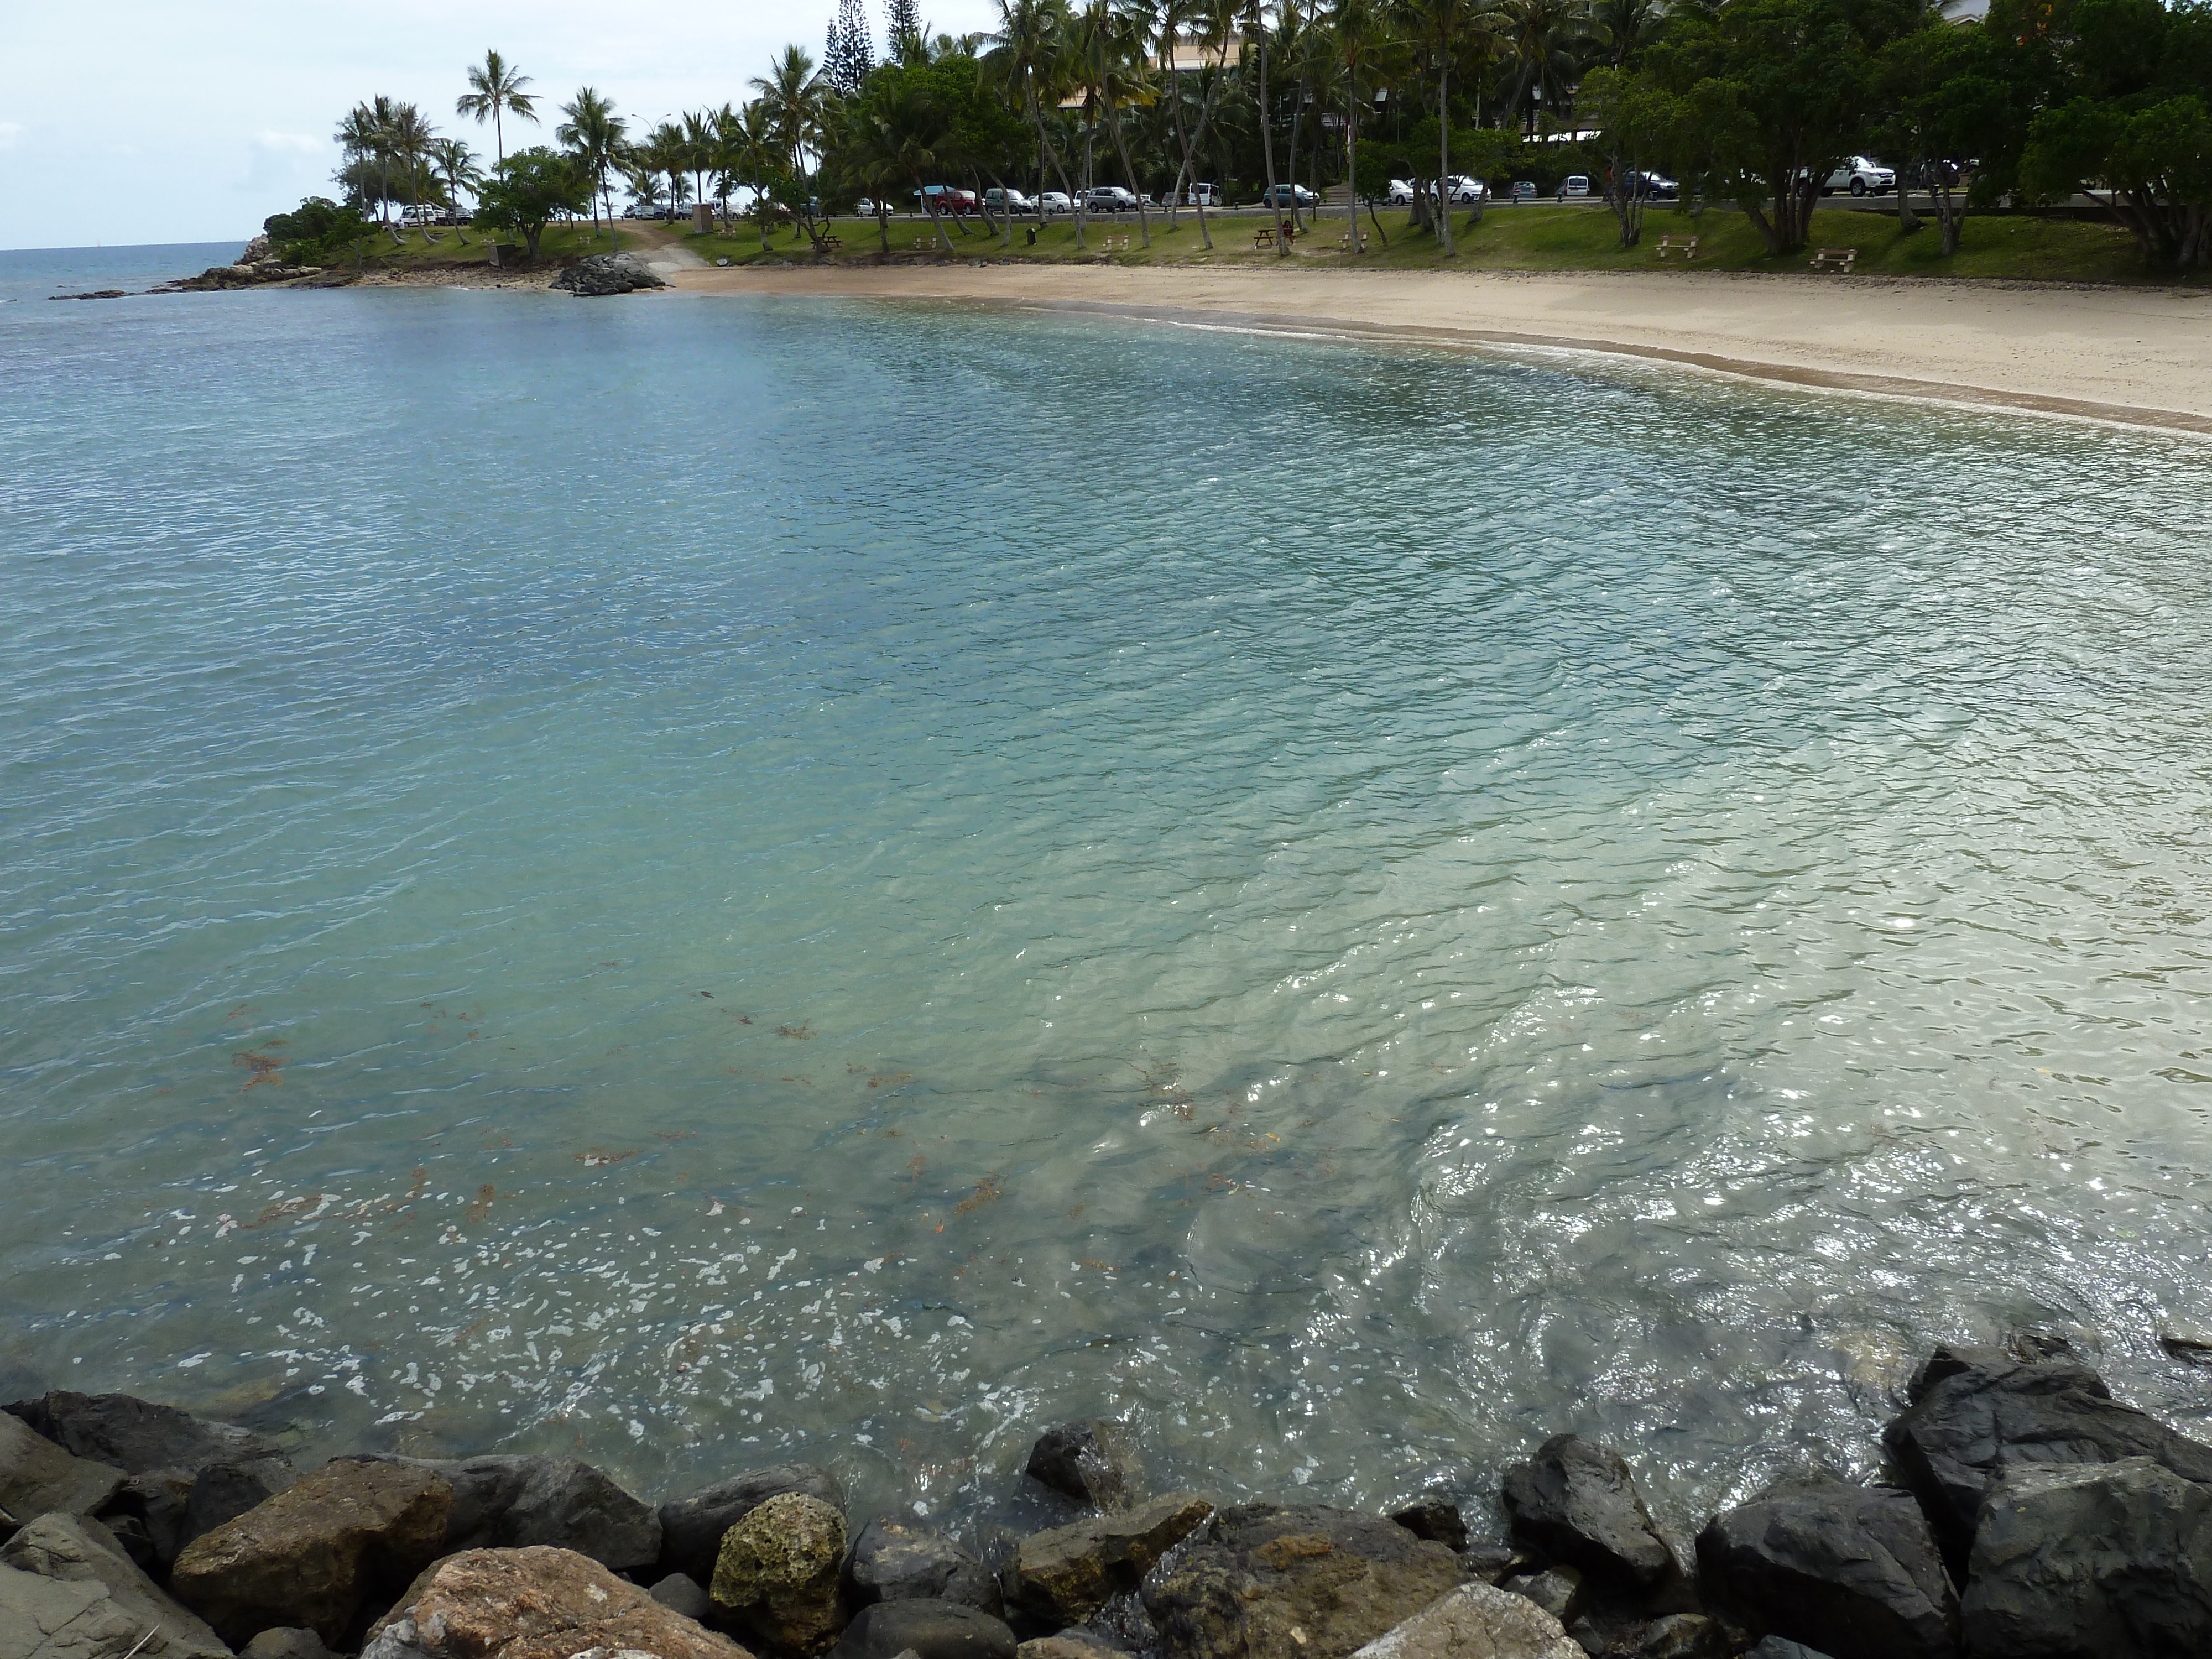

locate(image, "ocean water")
[[4, 247, 2210, 1550]]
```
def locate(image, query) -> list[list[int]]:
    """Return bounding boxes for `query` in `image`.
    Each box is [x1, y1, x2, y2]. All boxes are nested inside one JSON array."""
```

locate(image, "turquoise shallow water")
[[3, 249, 2211, 1542]]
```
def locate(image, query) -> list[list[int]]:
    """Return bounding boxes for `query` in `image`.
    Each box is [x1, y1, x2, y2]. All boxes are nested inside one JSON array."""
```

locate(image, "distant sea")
[[0, 241, 245, 302], [3, 242, 2209, 1534]]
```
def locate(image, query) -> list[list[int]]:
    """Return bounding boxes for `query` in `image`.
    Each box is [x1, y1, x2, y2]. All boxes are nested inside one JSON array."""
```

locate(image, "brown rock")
[[170, 1457, 453, 1644], [1144, 1504, 1466, 1659], [367, 1545, 750, 1659], [711, 1490, 849, 1652], [1010, 1491, 1214, 1626]]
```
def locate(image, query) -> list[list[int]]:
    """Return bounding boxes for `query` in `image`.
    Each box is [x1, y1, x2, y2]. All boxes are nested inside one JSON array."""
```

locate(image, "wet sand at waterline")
[[671, 259, 2212, 434]]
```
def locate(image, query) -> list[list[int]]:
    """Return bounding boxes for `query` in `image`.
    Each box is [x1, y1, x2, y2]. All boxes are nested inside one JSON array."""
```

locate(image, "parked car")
[[985, 187, 1034, 213], [1037, 191, 1073, 215], [1082, 185, 1140, 213], [1438, 175, 1487, 202], [1624, 170, 1678, 200], [1187, 182, 1224, 206], [1823, 155, 1896, 195], [917, 184, 979, 214], [1260, 182, 1321, 210], [1508, 180, 1538, 201], [855, 197, 878, 215], [1556, 174, 1592, 200], [1387, 178, 1415, 205]]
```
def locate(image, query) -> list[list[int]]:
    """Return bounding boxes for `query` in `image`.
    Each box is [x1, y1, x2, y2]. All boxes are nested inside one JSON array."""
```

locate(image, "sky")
[[0, 0, 1000, 249]]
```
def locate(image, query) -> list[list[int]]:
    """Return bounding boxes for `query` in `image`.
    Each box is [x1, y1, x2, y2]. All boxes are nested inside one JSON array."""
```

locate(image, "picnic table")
[[1809, 247, 1859, 273]]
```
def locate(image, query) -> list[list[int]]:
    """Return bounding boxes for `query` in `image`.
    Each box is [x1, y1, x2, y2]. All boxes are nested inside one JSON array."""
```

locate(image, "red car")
[[919, 185, 978, 215]]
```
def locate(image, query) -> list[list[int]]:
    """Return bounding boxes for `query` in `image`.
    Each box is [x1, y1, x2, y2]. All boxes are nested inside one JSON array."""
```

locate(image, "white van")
[[1556, 175, 1592, 201], [1187, 182, 1223, 206]]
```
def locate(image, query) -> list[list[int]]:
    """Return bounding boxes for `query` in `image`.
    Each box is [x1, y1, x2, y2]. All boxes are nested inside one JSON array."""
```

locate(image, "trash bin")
[[693, 204, 713, 234]]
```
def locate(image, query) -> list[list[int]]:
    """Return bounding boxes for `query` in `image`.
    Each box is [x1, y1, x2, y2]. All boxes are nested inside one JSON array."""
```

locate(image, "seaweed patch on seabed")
[[233, 1042, 286, 1088]]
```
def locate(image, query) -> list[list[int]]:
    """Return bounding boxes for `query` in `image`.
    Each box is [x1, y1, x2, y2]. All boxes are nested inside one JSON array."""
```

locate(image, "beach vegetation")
[[263, 197, 376, 265], [288, 0, 2212, 280], [474, 147, 593, 259]]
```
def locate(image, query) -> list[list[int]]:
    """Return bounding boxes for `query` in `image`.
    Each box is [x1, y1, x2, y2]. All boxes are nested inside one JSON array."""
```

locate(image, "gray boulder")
[[1615, 1614, 1731, 1658], [0, 1413, 122, 1531], [181, 1457, 296, 1551], [242, 1633, 337, 1659], [1501, 1436, 1674, 1588], [1018, 1636, 1130, 1659], [710, 1490, 848, 1653], [850, 1515, 1003, 1615], [1960, 1455, 2212, 1658], [1695, 1479, 1955, 1659], [832, 1599, 1020, 1659], [1025, 1422, 1138, 1510], [1500, 1566, 1581, 1625], [0, 1510, 229, 1658], [346, 1452, 660, 1573], [1386, 1499, 1468, 1554], [551, 252, 667, 296], [92, 1470, 194, 1572], [1744, 1641, 1835, 1659], [7, 1391, 285, 1477], [650, 1569, 714, 1621], [1347, 1583, 1583, 1659], [1884, 1344, 2212, 1561], [659, 1462, 846, 1585], [1143, 1504, 1465, 1659]]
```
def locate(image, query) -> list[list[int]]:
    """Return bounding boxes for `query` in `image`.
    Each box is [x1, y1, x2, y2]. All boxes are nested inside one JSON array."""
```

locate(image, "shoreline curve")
[[667, 262, 2212, 438]]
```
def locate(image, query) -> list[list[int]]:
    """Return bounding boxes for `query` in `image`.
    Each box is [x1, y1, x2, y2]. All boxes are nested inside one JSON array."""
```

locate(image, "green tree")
[[558, 88, 629, 242], [984, 0, 1087, 244], [456, 49, 540, 164], [263, 197, 374, 265], [474, 147, 592, 258], [1648, 0, 1912, 255], [2015, 0, 2212, 265]]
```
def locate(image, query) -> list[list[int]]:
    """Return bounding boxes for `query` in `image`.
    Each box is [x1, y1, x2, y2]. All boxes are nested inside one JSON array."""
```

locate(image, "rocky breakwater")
[[549, 253, 666, 298], [2, 1333, 2209, 1659]]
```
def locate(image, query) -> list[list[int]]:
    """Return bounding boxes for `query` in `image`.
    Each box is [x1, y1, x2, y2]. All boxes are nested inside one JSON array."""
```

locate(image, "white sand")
[[669, 260, 2212, 435]]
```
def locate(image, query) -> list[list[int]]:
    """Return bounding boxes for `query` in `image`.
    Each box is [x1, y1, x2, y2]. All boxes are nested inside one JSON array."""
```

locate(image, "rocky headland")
[[3, 1334, 2208, 1659]]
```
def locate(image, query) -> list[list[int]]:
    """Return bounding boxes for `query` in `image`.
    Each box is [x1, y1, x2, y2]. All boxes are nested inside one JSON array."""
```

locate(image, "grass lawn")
[[682, 202, 2193, 287]]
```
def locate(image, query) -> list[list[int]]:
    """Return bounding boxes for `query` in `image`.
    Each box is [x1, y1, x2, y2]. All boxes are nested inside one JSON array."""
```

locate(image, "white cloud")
[[0, 121, 22, 149]]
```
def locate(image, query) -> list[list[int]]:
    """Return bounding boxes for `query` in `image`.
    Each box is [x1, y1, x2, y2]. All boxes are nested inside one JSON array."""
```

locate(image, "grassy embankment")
[[348, 223, 636, 270], [686, 201, 2191, 285]]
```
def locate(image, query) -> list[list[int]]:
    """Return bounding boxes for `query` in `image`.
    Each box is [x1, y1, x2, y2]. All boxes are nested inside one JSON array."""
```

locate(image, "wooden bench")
[[810, 234, 842, 255], [1655, 234, 1699, 260], [1809, 247, 1858, 273], [1254, 227, 1275, 248], [1103, 234, 1130, 251]]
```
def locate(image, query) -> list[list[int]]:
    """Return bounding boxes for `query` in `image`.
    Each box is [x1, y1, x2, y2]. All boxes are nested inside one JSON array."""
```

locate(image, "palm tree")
[[557, 88, 629, 242], [1329, 0, 1394, 252], [1499, 0, 1582, 133], [1243, 0, 1292, 257], [1074, 0, 1155, 246], [640, 122, 693, 221], [843, 74, 959, 251], [430, 139, 483, 240], [456, 49, 539, 164], [728, 101, 782, 247], [1400, 0, 1501, 254], [385, 102, 439, 240], [750, 47, 832, 236], [984, 0, 1088, 248]]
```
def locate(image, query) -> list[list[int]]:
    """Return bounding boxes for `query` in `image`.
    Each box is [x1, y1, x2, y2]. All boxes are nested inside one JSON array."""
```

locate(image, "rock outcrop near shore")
[[5, 1332, 2211, 1659], [550, 252, 666, 296]]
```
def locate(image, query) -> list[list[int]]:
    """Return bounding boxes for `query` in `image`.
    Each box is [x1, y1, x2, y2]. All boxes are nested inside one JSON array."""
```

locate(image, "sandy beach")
[[669, 260, 2212, 435]]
